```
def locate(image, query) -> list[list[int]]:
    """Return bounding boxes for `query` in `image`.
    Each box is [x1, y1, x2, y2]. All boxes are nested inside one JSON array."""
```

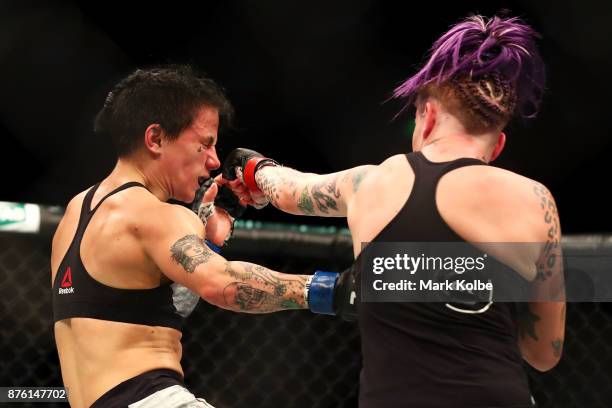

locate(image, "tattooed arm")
[[516, 302, 566, 371], [142, 204, 308, 313], [254, 165, 374, 217], [219, 147, 374, 217], [516, 183, 566, 372]]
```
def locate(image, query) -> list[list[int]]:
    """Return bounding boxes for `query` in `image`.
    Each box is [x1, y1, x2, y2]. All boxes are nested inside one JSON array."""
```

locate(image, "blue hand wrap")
[[309, 271, 340, 315], [205, 240, 222, 254]]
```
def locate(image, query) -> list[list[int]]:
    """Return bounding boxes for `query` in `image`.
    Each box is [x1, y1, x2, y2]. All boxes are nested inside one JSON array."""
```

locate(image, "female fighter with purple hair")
[[221, 15, 565, 407]]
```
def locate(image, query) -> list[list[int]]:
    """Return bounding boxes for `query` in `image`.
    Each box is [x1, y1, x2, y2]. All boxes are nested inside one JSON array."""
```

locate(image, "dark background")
[[2, 3, 612, 407], [2, 0, 611, 233]]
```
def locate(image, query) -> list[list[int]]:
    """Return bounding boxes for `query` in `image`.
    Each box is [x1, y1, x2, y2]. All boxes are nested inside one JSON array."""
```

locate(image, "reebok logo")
[[58, 287, 75, 294], [61, 267, 72, 287], [58, 267, 74, 294]]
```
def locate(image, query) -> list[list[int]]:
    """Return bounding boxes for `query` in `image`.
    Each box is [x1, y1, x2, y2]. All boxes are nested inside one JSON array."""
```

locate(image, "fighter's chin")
[[174, 189, 197, 204]]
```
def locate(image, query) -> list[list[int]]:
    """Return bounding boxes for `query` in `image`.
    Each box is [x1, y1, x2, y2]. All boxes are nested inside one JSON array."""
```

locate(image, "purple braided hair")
[[394, 15, 545, 121]]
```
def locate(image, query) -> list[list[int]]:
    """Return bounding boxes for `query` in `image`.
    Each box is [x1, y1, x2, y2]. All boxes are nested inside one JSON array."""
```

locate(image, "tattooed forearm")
[[224, 262, 254, 281], [255, 167, 298, 207], [226, 262, 289, 294], [223, 282, 302, 312], [533, 183, 561, 282], [297, 176, 342, 215], [552, 305, 566, 358], [298, 187, 315, 215], [170, 234, 214, 273], [222, 261, 307, 312], [223, 283, 269, 311], [255, 165, 371, 216], [297, 178, 342, 216], [516, 303, 541, 341], [311, 177, 341, 213]]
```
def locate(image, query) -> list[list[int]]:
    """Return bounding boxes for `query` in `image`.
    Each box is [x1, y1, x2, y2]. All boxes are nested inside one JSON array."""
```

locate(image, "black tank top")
[[357, 152, 531, 408], [52, 182, 199, 330]]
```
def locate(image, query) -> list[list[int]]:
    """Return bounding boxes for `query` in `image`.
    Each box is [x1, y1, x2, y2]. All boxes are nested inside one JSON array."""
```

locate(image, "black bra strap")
[[81, 182, 102, 218], [88, 182, 148, 214]]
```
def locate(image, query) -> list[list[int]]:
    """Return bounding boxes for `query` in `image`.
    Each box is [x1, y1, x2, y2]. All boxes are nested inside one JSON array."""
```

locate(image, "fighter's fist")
[[221, 148, 279, 192], [216, 174, 270, 210], [221, 148, 265, 181], [221, 148, 280, 209]]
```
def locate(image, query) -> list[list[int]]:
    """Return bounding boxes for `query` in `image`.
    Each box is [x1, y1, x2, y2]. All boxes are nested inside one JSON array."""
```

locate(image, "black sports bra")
[[52, 182, 199, 330]]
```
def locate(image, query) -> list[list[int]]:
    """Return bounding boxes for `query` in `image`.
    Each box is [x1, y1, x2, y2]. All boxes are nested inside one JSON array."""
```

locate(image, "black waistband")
[[90, 368, 184, 408]]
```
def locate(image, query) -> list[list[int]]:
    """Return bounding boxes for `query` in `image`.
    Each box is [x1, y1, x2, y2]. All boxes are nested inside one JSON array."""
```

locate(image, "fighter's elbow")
[[524, 351, 562, 372], [198, 278, 230, 310]]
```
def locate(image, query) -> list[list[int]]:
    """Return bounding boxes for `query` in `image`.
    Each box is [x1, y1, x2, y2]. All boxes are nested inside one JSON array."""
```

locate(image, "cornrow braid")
[[451, 73, 517, 131]]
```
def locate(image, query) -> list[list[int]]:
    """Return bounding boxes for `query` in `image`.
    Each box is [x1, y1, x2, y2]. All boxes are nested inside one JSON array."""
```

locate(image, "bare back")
[[51, 183, 184, 408]]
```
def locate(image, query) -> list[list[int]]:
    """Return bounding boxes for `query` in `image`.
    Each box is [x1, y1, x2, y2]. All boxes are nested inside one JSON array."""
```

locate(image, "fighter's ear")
[[489, 131, 506, 162], [421, 101, 437, 141], [144, 124, 164, 154]]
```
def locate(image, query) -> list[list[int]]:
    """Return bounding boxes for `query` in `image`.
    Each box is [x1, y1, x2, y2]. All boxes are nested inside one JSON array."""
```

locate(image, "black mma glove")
[[221, 148, 279, 193]]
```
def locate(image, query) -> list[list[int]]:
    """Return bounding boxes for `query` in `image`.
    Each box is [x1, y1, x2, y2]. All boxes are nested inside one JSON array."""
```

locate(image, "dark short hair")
[[94, 65, 234, 157]]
